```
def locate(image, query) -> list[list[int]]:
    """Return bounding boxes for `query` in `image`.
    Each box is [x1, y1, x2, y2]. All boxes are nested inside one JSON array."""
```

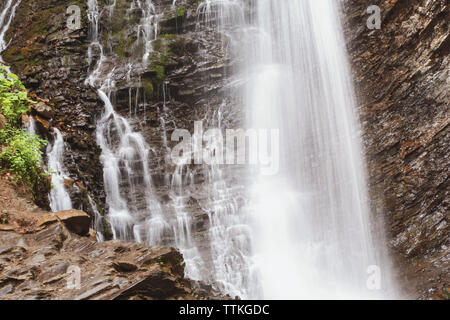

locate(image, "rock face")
[[342, 0, 449, 299], [3, 0, 105, 219], [3, 0, 241, 295], [3, 0, 239, 242], [35, 210, 91, 236], [0, 224, 224, 300], [0, 176, 227, 300]]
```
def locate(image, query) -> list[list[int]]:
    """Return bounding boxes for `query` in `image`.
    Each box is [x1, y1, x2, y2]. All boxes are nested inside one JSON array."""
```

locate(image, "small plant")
[[176, 6, 187, 17], [0, 67, 35, 125], [0, 67, 48, 190], [0, 128, 47, 187]]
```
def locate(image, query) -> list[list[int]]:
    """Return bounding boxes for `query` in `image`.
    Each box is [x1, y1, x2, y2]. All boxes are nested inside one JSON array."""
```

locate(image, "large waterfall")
[[241, 0, 396, 299], [0, 0, 398, 300], [79, 0, 398, 299]]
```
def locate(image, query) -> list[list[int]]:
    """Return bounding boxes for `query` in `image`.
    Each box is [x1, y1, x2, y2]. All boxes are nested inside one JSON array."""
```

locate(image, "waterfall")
[[0, 0, 21, 65], [81, 0, 398, 299], [25, 116, 36, 135], [238, 1, 397, 299], [131, 0, 158, 62], [86, 0, 168, 244], [47, 128, 73, 212]]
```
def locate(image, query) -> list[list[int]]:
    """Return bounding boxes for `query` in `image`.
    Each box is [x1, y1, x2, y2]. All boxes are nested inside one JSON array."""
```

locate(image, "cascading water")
[[0, 0, 73, 214], [25, 116, 36, 135], [238, 0, 397, 299], [82, 0, 397, 300], [0, 0, 21, 58], [0, 0, 21, 67], [47, 128, 73, 212], [131, 0, 158, 62], [86, 0, 169, 245]]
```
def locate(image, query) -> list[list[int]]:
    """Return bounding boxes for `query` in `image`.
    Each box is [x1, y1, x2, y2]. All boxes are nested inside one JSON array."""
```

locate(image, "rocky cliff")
[[342, 0, 449, 299], [0, 174, 226, 300]]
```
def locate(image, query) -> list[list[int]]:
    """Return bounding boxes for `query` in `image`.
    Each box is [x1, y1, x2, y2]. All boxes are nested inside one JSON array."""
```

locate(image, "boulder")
[[35, 210, 91, 236], [0, 114, 7, 130], [33, 115, 50, 133], [63, 178, 74, 189], [31, 102, 55, 119], [113, 261, 138, 273]]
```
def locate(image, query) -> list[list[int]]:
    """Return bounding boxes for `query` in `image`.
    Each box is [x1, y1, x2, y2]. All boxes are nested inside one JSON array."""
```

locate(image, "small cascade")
[[197, 0, 244, 30], [192, 0, 257, 299], [0, 1, 74, 215], [47, 128, 73, 212], [168, 155, 204, 280], [0, 0, 21, 65], [199, 110, 256, 299], [88, 195, 105, 242], [25, 116, 36, 135], [129, 0, 158, 62], [86, 0, 167, 244], [159, 82, 171, 184]]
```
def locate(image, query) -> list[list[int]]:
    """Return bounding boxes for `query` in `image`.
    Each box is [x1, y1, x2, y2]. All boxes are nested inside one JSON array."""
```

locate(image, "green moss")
[[102, 221, 114, 240], [142, 80, 154, 98], [176, 6, 187, 17], [152, 39, 163, 52], [150, 64, 165, 84], [0, 68, 48, 191], [163, 33, 176, 40]]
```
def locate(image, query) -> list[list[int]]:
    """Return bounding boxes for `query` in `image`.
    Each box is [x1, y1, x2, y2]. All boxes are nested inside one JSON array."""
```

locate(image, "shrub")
[[0, 67, 47, 189], [0, 67, 34, 125], [0, 128, 47, 187]]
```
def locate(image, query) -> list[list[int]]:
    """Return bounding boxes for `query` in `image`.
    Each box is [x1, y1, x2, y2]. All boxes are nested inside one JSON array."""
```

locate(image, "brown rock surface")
[[35, 210, 91, 236], [342, 0, 449, 299], [0, 176, 227, 300], [31, 101, 55, 119]]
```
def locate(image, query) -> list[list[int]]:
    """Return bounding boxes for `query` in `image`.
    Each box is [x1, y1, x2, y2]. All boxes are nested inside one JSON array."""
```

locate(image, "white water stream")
[[47, 128, 73, 212], [244, 1, 397, 299], [0, 0, 21, 64]]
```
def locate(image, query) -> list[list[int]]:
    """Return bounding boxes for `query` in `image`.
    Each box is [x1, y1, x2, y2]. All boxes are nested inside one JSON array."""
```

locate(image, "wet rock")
[[0, 218, 228, 300], [35, 210, 91, 236], [343, 0, 449, 299], [31, 102, 55, 119], [33, 115, 50, 133], [113, 261, 138, 273], [63, 178, 74, 189]]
